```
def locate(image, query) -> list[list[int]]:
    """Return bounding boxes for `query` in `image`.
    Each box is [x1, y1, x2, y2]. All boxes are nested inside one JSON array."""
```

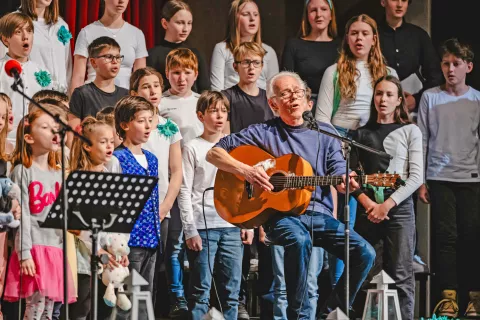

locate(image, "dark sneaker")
[[238, 302, 250, 320], [169, 296, 188, 319]]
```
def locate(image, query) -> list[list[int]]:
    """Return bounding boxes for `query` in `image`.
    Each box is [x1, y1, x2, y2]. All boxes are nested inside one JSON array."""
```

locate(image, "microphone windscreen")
[[5, 59, 22, 78], [302, 110, 314, 122]]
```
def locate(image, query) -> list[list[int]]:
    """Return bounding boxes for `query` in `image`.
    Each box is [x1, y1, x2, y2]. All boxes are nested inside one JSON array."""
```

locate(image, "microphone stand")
[[304, 117, 392, 316], [11, 80, 91, 319]]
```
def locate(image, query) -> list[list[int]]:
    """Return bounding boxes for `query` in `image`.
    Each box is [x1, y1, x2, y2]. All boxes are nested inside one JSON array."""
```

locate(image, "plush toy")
[[98, 233, 132, 311], [0, 177, 20, 229]]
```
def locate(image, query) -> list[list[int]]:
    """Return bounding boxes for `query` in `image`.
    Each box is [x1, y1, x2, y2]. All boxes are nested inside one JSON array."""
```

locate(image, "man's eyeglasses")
[[235, 59, 263, 68], [273, 89, 306, 100], [95, 54, 124, 63]]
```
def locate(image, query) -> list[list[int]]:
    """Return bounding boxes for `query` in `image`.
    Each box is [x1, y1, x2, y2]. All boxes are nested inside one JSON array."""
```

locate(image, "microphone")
[[5, 59, 24, 88], [302, 110, 316, 128]]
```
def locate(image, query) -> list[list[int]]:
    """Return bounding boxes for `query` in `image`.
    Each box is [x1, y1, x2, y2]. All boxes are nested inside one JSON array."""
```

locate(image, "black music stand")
[[41, 170, 158, 320]]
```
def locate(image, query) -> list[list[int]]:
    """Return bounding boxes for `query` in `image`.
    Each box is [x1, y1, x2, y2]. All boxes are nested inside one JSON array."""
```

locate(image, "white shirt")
[[0, 17, 72, 93], [417, 86, 480, 182], [159, 90, 203, 146], [0, 55, 52, 143], [143, 115, 182, 218], [178, 137, 237, 240], [74, 21, 148, 89], [315, 62, 398, 130], [210, 41, 279, 91]]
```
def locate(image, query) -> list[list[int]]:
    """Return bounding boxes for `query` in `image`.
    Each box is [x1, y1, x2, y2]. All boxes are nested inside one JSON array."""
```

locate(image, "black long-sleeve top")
[[378, 19, 443, 109], [146, 39, 210, 93], [281, 38, 340, 96]]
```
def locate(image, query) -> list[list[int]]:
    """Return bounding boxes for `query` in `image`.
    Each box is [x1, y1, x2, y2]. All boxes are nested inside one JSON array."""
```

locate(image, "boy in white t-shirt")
[[158, 48, 202, 317], [159, 48, 203, 146], [0, 12, 53, 143], [178, 90, 251, 318]]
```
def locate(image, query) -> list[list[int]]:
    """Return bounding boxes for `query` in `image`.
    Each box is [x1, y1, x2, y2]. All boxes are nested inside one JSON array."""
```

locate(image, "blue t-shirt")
[[215, 117, 346, 215]]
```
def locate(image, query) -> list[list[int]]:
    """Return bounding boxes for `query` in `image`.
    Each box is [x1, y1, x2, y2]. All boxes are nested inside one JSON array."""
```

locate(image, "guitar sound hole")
[[270, 172, 286, 193]]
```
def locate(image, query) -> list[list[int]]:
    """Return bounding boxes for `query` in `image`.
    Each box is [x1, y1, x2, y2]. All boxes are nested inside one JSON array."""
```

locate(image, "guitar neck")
[[273, 175, 366, 188]]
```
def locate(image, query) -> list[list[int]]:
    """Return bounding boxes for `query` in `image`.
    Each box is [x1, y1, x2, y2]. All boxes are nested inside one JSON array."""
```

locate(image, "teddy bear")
[[98, 233, 132, 311], [0, 177, 20, 229]]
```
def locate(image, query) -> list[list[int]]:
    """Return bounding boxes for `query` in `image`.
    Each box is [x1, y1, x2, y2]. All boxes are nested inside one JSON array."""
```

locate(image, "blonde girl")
[[4, 106, 76, 319], [210, 0, 279, 91]]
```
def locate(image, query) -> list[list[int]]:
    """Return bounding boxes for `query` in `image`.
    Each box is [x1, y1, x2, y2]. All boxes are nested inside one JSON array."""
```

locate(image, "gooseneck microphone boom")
[[4, 59, 24, 88]]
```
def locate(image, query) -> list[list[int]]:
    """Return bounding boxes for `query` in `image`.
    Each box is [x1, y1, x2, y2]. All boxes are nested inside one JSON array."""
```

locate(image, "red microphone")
[[4, 59, 24, 88]]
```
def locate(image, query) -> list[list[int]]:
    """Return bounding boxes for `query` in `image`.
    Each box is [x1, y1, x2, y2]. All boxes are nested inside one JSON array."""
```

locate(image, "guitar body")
[[214, 145, 314, 229]]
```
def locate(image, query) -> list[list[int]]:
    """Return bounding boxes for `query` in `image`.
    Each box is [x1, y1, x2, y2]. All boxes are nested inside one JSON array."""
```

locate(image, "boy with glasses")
[[221, 41, 273, 317], [69, 36, 128, 138], [222, 42, 274, 134]]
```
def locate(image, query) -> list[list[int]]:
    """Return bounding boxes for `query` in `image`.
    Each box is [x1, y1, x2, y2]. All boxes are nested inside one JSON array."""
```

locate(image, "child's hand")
[[11, 199, 21, 220], [241, 229, 254, 245], [366, 198, 395, 224], [418, 184, 430, 204], [105, 253, 120, 270], [159, 203, 171, 221], [186, 235, 203, 251], [98, 249, 120, 270], [21, 258, 36, 276], [120, 255, 129, 267]]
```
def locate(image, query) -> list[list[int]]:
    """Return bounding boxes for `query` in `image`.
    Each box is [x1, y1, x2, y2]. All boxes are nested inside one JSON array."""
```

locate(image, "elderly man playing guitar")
[[206, 71, 377, 318]]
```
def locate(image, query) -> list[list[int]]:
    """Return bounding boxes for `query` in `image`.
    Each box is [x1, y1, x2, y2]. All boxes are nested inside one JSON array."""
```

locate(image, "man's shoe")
[[238, 302, 250, 320], [433, 290, 459, 318], [169, 296, 188, 318], [465, 291, 480, 317]]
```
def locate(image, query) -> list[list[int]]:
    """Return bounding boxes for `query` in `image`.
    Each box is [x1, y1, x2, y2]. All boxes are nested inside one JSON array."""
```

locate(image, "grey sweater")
[[11, 164, 63, 261], [418, 86, 480, 182]]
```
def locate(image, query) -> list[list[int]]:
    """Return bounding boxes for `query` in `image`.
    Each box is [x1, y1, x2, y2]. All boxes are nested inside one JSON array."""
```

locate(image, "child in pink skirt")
[[4, 106, 76, 319]]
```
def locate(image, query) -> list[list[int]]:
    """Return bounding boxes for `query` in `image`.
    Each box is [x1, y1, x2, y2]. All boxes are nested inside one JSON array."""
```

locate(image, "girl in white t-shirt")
[[70, 0, 148, 93], [210, 0, 279, 91], [129, 67, 183, 245]]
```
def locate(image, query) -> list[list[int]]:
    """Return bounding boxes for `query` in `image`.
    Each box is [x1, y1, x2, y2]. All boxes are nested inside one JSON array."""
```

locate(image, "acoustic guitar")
[[213, 145, 404, 229]]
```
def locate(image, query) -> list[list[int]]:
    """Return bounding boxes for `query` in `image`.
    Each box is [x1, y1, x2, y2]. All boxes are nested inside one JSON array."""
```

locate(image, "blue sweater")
[[215, 117, 347, 215]]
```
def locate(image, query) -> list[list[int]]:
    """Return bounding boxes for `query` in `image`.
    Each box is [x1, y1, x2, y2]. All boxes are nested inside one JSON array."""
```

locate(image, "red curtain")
[[61, 0, 166, 51]]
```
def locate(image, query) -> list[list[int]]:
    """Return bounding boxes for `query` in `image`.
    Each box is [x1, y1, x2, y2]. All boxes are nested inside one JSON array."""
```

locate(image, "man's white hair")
[[266, 71, 307, 99]]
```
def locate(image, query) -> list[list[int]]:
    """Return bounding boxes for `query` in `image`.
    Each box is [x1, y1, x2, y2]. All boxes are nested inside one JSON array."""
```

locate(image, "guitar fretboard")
[[269, 175, 366, 188]]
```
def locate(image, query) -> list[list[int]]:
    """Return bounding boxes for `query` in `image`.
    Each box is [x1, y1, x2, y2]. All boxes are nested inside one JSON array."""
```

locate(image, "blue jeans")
[[329, 194, 357, 286], [186, 228, 243, 319], [329, 124, 359, 287], [263, 211, 375, 319], [272, 245, 324, 320], [165, 202, 185, 301]]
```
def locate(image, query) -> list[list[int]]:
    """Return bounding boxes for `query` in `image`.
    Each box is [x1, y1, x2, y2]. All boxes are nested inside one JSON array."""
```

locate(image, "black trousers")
[[429, 180, 480, 308]]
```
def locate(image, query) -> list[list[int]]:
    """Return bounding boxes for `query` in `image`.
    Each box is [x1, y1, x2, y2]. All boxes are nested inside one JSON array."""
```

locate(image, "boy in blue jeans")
[[178, 91, 251, 319]]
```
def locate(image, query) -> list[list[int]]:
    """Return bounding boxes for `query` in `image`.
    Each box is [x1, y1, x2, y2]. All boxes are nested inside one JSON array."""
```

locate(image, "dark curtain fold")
[[61, 0, 166, 51]]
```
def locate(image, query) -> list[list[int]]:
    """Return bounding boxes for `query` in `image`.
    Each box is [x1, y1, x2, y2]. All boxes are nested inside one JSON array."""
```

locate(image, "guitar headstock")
[[364, 173, 405, 189]]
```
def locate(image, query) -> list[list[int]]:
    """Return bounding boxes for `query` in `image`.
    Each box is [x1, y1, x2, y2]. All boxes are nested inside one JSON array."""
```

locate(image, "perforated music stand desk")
[[41, 170, 158, 320]]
